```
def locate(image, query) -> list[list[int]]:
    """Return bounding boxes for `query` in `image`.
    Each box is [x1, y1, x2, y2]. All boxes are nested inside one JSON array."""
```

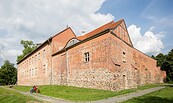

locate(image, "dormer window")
[[70, 40, 74, 44], [65, 38, 79, 48]]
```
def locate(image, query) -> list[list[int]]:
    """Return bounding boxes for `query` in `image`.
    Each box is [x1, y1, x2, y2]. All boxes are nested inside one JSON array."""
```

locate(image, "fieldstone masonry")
[[17, 19, 166, 91]]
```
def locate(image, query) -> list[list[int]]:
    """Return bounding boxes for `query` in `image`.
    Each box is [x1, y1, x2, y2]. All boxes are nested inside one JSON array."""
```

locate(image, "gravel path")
[[1, 86, 165, 103]]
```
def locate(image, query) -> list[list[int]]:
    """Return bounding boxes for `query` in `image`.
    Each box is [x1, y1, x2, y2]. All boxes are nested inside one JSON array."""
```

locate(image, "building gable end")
[[111, 20, 133, 47]]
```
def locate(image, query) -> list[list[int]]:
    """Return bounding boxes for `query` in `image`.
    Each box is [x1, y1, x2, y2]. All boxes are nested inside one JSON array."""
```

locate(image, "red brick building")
[[17, 19, 166, 91]]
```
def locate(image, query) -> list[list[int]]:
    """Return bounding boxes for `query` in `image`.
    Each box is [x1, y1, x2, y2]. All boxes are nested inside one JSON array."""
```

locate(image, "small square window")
[[84, 52, 89, 62]]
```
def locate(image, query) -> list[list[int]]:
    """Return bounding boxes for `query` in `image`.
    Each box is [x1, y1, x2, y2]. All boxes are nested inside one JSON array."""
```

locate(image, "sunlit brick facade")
[[17, 19, 166, 91]]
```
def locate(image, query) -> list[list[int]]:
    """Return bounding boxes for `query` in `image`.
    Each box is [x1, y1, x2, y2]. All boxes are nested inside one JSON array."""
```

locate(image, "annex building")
[[17, 19, 166, 91]]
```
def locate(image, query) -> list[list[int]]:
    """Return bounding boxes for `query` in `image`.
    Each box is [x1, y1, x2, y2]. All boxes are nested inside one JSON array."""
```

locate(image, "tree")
[[152, 49, 173, 82], [165, 49, 173, 82], [17, 40, 37, 62], [152, 53, 167, 70], [0, 60, 17, 85]]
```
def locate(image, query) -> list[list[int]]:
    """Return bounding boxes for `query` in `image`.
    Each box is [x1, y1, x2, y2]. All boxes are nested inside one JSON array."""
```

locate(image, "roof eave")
[[52, 29, 110, 56], [17, 37, 52, 64]]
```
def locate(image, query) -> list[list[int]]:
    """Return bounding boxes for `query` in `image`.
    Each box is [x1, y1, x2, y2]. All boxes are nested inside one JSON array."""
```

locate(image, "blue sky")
[[100, 0, 173, 54], [0, 0, 172, 66]]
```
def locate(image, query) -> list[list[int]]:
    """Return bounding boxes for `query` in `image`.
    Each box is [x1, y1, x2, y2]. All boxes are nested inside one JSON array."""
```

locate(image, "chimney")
[[82, 30, 85, 35]]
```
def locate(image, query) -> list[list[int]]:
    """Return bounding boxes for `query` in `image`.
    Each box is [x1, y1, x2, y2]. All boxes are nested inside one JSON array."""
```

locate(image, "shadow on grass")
[[128, 96, 173, 103], [164, 84, 173, 87]]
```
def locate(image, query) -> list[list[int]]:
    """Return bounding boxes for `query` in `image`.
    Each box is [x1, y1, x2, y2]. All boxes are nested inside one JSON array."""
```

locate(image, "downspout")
[[48, 39, 52, 85], [65, 48, 68, 86]]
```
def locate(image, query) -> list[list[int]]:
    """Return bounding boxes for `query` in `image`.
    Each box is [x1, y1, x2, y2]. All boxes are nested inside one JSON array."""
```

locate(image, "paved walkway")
[[1, 86, 165, 103], [1, 86, 72, 103], [90, 86, 165, 103]]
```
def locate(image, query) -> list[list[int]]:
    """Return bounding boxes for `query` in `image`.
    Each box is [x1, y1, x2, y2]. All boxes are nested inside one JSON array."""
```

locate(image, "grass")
[[12, 84, 163, 101], [122, 86, 173, 103], [14, 85, 119, 101], [137, 83, 162, 90], [0, 87, 42, 103]]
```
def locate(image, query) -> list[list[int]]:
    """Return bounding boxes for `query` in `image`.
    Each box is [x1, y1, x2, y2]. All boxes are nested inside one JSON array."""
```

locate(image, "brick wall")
[[17, 43, 52, 85], [52, 31, 165, 91], [18, 21, 166, 91]]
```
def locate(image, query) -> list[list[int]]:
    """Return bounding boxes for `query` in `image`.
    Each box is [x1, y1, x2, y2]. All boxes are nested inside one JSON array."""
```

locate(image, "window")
[[123, 52, 126, 63], [43, 49, 46, 58], [38, 53, 40, 60], [84, 52, 89, 62], [30, 69, 31, 76], [35, 55, 37, 62], [27, 70, 28, 77], [29, 58, 31, 65], [35, 68, 37, 75], [32, 57, 35, 64], [70, 40, 74, 44], [43, 65, 46, 73], [32, 68, 34, 76]]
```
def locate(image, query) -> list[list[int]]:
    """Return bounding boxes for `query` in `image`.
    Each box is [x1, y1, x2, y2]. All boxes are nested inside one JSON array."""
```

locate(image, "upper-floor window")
[[70, 40, 74, 44], [35, 68, 37, 75], [84, 52, 89, 62], [43, 49, 46, 58], [43, 64, 46, 74], [29, 58, 31, 65], [123, 52, 126, 63], [32, 57, 34, 64], [35, 55, 37, 62], [38, 53, 40, 60]]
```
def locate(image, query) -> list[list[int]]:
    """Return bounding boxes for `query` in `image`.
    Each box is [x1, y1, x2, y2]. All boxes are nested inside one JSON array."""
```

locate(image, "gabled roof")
[[53, 19, 133, 56], [18, 19, 132, 64], [17, 27, 73, 64], [52, 27, 77, 38], [77, 19, 123, 41]]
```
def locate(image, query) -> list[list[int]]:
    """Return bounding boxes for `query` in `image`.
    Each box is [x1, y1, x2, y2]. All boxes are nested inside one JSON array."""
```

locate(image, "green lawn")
[[122, 86, 173, 103], [14, 85, 119, 101], [0, 87, 42, 103], [137, 83, 162, 90], [12, 84, 163, 102]]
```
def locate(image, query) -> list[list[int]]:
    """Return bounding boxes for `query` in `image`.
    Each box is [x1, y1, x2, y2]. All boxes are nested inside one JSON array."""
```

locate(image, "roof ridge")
[[77, 19, 124, 40], [109, 19, 124, 29], [52, 27, 71, 38]]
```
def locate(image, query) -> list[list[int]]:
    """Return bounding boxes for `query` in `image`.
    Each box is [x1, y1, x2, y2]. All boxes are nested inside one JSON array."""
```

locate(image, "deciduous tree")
[[17, 40, 37, 62], [0, 60, 17, 85], [152, 49, 173, 82]]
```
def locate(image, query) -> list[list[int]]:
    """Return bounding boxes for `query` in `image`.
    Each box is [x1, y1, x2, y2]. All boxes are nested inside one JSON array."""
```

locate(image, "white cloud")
[[128, 24, 164, 55], [0, 0, 114, 66]]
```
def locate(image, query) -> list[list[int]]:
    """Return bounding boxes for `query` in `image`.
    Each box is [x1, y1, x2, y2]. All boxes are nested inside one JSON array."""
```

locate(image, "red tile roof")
[[77, 19, 123, 40]]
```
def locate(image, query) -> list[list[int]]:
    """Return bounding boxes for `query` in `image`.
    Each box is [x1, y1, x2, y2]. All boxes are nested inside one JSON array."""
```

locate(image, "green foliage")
[[0, 60, 17, 85], [123, 87, 173, 103], [153, 53, 166, 67], [0, 87, 41, 103], [152, 49, 173, 82], [17, 40, 37, 62]]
